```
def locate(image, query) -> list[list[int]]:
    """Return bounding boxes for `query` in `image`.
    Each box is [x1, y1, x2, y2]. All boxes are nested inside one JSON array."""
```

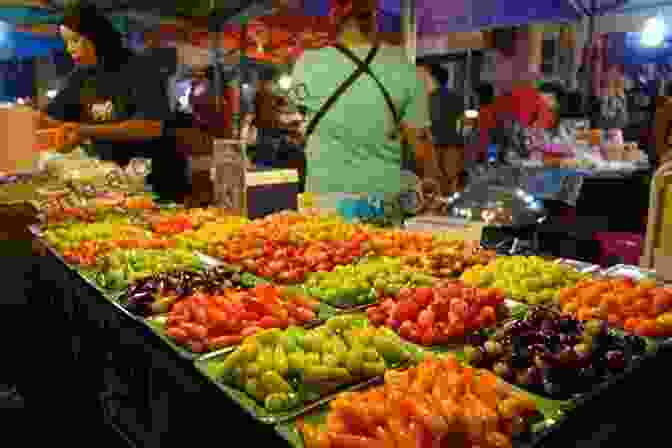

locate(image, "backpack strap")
[[304, 45, 379, 138]]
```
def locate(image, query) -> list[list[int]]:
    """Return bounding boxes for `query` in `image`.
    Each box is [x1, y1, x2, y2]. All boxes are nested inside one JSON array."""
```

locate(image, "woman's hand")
[[49, 122, 82, 153]]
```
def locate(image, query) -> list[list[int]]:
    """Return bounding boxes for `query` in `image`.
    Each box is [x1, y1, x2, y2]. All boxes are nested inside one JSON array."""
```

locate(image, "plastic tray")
[[274, 373, 574, 448], [193, 319, 426, 424]]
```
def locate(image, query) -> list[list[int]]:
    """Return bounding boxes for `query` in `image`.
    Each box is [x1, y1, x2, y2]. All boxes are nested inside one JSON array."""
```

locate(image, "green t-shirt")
[[292, 44, 430, 197]]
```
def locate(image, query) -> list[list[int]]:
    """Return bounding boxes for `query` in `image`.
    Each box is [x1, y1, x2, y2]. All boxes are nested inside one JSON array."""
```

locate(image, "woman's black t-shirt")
[[46, 60, 171, 165]]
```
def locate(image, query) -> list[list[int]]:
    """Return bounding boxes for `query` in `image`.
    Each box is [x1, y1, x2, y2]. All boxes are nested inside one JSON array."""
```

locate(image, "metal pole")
[[586, 1, 596, 125], [401, 0, 416, 64], [211, 22, 223, 112], [239, 22, 248, 160]]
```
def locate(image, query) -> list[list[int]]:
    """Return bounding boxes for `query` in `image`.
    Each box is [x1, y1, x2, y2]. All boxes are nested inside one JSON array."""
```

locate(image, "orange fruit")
[[624, 317, 641, 332]]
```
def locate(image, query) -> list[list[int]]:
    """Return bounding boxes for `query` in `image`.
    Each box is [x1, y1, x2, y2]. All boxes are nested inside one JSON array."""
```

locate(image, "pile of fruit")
[[461, 256, 587, 305], [304, 258, 435, 308], [90, 248, 203, 290], [300, 354, 541, 448], [206, 315, 421, 412], [45, 222, 151, 250], [365, 230, 436, 257], [401, 240, 497, 278], [464, 307, 649, 399], [123, 265, 261, 316], [164, 284, 322, 353], [367, 282, 506, 346], [558, 277, 672, 337], [241, 212, 374, 244], [209, 236, 366, 284], [174, 217, 250, 249], [150, 213, 195, 235]]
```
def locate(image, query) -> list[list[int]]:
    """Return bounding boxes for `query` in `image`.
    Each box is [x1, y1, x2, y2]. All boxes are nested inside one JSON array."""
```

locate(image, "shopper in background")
[[291, 0, 432, 201], [416, 63, 464, 193], [35, 1, 188, 201]]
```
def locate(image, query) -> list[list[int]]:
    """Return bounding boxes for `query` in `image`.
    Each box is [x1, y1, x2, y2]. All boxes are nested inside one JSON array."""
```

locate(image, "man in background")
[[417, 63, 465, 194]]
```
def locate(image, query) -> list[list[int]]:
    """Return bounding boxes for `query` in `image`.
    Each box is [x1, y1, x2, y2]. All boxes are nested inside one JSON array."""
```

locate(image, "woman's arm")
[[79, 120, 163, 141]]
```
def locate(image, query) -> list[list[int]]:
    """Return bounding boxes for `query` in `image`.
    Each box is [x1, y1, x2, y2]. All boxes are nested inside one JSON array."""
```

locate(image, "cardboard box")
[[211, 139, 298, 218], [0, 106, 38, 174]]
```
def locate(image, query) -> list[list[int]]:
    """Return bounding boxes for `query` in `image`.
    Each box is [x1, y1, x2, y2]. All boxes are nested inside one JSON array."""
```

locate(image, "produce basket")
[[194, 315, 425, 424]]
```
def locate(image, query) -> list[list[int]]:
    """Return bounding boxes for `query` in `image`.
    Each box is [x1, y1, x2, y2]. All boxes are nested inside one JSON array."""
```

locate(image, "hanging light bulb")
[[641, 16, 666, 47]]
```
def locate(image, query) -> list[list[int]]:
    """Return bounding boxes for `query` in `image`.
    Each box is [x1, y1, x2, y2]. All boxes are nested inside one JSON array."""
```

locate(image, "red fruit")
[[417, 308, 436, 329], [433, 322, 451, 344], [399, 320, 415, 340], [479, 306, 497, 326], [208, 335, 243, 349], [438, 283, 462, 298], [241, 326, 263, 337], [379, 298, 397, 312], [293, 306, 317, 323], [385, 316, 402, 329], [396, 300, 421, 322], [166, 327, 189, 343], [240, 311, 261, 322], [398, 287, 414, 300], [414, 288, 434, 307], [450, 299, 468, 317], [420, 326, 435, 346], [189, 341, 207, 353], [258, 315, 284, 329]]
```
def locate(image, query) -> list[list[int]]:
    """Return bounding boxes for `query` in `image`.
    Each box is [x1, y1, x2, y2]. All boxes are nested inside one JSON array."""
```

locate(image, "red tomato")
[[181, 323, 208, 340], [166, 327, 189, 343], [414, 288, 434, 307], [479, 306, 497, 327], [258, 315, 283, 329], [206, 308, 229, 326], [420, 326, 435, 346], [450, 299, 468, 318], [208, 335, 243, 349], [189, 341, 207, 353], [241, 326, 263, 337], [398, 287, 414, 301], [240, 311, 261, 322], [396, 300, 421, 322], [399, 321, 415, 340], [292, 306, 316, 323], [417, 309, 436, 329]]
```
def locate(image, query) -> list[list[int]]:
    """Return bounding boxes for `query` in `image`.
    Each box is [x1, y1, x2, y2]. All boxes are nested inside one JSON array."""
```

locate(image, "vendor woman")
[[291, 0, 432, 200], [37, 1, 188, 201]]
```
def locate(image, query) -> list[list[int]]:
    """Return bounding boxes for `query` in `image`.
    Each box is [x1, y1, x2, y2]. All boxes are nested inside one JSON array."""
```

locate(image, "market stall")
[[5, 2, 672, 447], [19, 196, 672, 447]]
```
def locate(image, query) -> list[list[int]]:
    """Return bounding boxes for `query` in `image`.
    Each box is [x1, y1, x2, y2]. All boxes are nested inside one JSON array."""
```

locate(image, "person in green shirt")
[[290, 0, 431, 207]]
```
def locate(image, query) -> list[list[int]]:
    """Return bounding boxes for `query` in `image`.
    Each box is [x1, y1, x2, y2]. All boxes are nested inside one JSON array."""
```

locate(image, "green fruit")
[[264, 392, 290, 412], [345, 349, 364, 375], [261, 370, 292, 395], [274, 345, 289, 377], [372, 335, 402, 363], [362, 361, 386, 378], [288, 351, 305, 373], [245, 378, 265, 402], [257, 346, 274, 373]]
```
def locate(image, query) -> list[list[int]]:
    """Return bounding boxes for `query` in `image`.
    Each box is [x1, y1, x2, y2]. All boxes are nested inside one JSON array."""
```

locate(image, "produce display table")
[[23, 233, 672, 448], [27, 237, 287, 447]]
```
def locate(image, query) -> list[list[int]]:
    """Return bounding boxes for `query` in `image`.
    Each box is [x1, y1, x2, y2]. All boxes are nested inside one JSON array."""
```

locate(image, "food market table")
[[27, 238, 288, 447], [22, 223, 672, 448]]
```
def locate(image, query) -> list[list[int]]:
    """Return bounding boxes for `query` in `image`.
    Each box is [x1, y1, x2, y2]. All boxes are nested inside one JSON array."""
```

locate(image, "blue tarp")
[[1, 30, 64, 59]]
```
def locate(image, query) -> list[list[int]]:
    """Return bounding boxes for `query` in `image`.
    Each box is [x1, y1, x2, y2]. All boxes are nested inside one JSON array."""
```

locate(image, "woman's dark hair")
[[61, 0, 131, 71], [476, 83, 495, 106], [418, 63, 449, 88]]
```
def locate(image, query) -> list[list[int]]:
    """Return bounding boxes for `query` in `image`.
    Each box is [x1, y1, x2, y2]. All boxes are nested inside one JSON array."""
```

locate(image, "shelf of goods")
[[25, 203, 672, 448]]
